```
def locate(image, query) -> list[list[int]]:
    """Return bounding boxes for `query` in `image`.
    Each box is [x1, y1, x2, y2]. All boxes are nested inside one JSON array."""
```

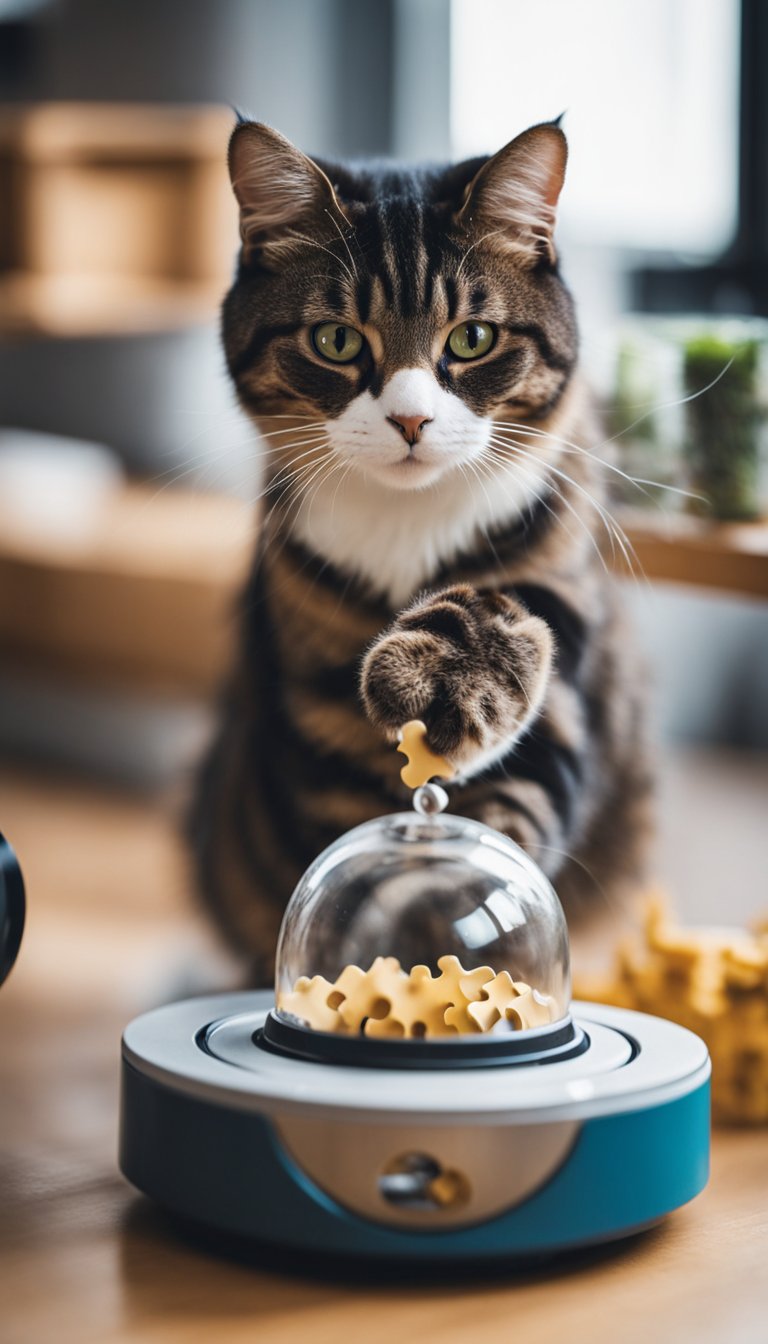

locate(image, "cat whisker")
[[286, 231, 356, 287], [454, 227, 505, 285], [289, 454, 347, 539], [264, 436, 336, 473], [329, 456, 356, 526], [600, 354, 737, 452], [475, 446, 573, 546], [143, 424, 328, 487], [323, 208, 359, 280], [267, 445, 335, 499], [457, 455, 503, 566], [257, 420, 327, 441], [260, 434, 330, 458], [301, 455, 348, 535], [476, 446, 584, 558], [514, 437, 646, 585], [488, 436, 628, 581], [490, 419, 708, 510]]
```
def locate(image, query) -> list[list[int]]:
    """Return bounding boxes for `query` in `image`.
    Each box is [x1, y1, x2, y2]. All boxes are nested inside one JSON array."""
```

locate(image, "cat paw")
[[360, 584, 553, 770]]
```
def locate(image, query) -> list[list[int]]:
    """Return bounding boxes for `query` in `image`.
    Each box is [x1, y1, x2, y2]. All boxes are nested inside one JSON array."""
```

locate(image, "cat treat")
[[396, 720, 456, 790], [578, 896, 768, 1124], [278, 954, 557, 1039]]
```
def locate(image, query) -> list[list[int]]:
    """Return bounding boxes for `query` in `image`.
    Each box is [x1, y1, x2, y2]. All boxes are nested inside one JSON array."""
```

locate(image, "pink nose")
[[386, 413, 433, 446]]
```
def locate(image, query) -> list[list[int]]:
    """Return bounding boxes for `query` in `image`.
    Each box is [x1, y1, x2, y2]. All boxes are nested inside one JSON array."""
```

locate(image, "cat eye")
[[446, 321, 496, 361], [312, 322, 364, 364]]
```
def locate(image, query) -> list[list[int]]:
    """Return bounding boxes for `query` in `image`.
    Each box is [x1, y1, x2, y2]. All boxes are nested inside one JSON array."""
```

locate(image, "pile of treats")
[[278, 954, 557, 1039], [583, 897, 768, 1124]]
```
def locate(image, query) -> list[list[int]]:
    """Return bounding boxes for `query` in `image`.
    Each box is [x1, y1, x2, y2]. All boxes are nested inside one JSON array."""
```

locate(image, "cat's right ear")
[[228, 122, 348, 265]]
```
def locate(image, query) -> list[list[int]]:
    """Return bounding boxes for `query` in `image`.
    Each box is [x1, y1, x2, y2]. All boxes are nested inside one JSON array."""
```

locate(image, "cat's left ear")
[[457, 121, 567, 266], [228, 121, 350, 264]]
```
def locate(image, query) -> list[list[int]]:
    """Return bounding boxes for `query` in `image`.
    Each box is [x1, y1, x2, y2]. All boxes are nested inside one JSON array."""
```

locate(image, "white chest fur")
[[289, 451, 547, 608]]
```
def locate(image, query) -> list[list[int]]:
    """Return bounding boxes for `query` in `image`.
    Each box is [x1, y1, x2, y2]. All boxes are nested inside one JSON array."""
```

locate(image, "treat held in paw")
[[397, 719, 456, 789]]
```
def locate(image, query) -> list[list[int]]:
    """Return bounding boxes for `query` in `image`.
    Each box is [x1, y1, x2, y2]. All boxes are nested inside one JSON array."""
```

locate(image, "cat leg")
[[360, 582, 553, 772]]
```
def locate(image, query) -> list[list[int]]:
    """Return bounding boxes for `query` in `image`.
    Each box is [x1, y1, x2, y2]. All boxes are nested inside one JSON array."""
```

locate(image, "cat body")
[[192, 122, 651, 979]]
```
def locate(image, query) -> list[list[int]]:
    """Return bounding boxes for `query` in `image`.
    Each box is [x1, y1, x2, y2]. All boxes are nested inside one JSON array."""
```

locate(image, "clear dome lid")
[[270, 792, 572, 1063]]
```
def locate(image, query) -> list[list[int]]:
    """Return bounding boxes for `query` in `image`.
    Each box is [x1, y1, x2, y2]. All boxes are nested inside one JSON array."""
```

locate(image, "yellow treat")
[[365, 964, 458, 1039], [282, 957, 555, 1040], [397, 719, 455, 789], [576, 896, 768, 1125], [335, 956, 406, 1032], [511, 988, 558, 1029], [466, 971, 528, 1032], [278, 974, 347, 1033], [437, 954, 495, 1032]]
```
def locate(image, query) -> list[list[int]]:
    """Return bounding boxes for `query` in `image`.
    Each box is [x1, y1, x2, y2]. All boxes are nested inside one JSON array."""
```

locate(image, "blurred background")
[[1, 9, 767, 1334], [0, 0, 766, 1006]]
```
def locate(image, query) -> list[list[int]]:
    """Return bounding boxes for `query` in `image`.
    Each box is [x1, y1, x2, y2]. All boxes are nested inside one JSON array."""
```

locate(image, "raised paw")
[[360, 584, 553, 771]]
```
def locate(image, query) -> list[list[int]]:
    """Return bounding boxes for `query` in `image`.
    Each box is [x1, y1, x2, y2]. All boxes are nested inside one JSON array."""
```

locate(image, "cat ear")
[[228, 121, 348, 263], [456, 122, 567, 266]]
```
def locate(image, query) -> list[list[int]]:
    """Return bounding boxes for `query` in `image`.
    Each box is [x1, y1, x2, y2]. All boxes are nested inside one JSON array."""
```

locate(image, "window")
[[450, 0, 741, 259]]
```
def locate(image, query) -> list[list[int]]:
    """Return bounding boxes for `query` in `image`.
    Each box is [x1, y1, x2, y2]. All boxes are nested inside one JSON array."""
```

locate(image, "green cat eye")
[[312, 322, 364, 363], [447, 321, 496, 361]]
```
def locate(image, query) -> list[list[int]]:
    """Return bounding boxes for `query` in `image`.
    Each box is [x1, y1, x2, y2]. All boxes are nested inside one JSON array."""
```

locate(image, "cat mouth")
[[380, 451, 449, 488]]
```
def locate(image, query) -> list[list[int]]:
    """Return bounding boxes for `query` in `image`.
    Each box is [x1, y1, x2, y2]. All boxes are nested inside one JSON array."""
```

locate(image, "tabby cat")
[[192, 118, 651, 981]]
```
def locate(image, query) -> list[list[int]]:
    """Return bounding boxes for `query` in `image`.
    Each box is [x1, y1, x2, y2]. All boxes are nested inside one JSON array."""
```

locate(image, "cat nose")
[[386, 414, 433, 446]]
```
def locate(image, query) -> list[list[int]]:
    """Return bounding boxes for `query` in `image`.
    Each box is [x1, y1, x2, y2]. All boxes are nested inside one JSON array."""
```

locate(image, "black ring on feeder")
[[257, 1009, 589, 1070], [0, 832, 26, 988]]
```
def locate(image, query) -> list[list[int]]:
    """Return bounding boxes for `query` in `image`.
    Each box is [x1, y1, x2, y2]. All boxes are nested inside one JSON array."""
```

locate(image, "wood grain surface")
[[1, 764, 766, 1344]]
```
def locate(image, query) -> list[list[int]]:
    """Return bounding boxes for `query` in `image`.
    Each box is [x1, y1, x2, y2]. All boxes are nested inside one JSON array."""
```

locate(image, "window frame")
[[631, 0, 768, 317]]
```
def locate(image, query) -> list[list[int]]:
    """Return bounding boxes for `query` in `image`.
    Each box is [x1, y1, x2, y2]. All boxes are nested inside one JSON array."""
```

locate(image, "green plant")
[[683, 334, 762, 521]]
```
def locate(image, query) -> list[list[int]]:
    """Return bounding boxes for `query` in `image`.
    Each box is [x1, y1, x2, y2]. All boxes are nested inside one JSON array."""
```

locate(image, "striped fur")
[[192, 122, 652, 981]]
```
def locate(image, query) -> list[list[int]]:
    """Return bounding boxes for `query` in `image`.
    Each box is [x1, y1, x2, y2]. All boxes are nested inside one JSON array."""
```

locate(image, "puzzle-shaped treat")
[[463, 974, 558, 1032], [576, 895, 768, 1125], [465, 971, 527, 1032], [335, 957, 407, 1032], [365, 964, 459, 1039], [439, 955, 495, 1032], [279, 955, 558, 1039], [397, 719, 456, 789], [278, 974, 348, 1033]]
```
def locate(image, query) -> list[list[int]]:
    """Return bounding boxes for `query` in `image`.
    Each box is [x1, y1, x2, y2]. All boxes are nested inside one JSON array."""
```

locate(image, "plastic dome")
[[268, 802, 573, 1064]]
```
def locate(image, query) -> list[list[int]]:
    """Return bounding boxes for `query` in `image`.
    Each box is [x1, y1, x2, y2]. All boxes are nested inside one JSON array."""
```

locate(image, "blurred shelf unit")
[[617, 509, 768, 600], [0, 487, 765, 702], [0, 102, 236, 337], [0, 485, 253, 697]]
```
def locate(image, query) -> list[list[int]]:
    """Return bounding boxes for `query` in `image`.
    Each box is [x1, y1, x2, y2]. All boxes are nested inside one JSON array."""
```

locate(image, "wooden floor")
[[1, 758, 767, 1344]]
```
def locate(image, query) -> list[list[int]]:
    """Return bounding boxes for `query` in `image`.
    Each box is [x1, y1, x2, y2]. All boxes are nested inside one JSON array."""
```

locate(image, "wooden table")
[[1, 765, 766, 1344]]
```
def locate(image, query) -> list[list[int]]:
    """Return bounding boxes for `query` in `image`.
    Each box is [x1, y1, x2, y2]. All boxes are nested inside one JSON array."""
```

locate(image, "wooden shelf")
[[0, 271, 225, 337], [0, 483, 254, 696], [616, 509, 768, 600], [0, 101, 235, 338]]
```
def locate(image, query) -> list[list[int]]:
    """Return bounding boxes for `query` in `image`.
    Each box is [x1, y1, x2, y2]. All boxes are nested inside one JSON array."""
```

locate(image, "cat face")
[[223, 122, 578, 495]]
